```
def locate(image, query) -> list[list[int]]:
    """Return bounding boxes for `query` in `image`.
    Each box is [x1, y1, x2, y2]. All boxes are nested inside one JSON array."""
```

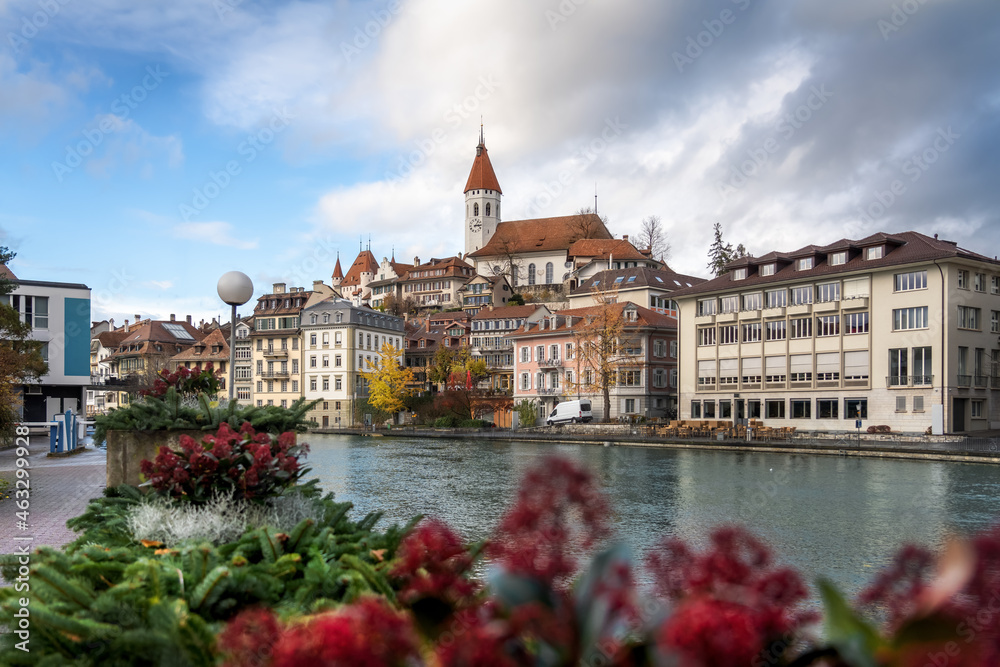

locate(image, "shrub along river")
[[304, 433, 1000, 598]]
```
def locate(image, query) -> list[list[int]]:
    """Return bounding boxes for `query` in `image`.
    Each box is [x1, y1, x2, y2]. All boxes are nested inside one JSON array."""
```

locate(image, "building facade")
[[672, 231, 1000, 434], [250, 284, 313, 409], [470, 304, 550, 391], [399, 256, 476, 310]]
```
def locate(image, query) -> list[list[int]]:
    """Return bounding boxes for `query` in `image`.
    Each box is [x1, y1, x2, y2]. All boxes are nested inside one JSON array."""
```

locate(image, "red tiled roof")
[[464, 141, 502, 194], [95, 330, 129, 348], [332, 256, 344, 280], [341, 250, 378, 287], [510, 302, 676, 337], [468, 214, 612, 258], [402, 256, 474, 281], [471, 304, 548, 320], [568, 238, 649, 261], [170, 328, 230, 363], [0, 265, 16, 280]]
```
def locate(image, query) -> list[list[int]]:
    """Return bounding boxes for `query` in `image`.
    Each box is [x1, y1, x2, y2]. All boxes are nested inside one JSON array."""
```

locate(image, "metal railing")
[[886, 375, 934, 387]]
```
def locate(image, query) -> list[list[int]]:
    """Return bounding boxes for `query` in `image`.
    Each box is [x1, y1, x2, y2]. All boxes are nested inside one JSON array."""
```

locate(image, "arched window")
[[485, 202, 491, 217], [528, 263, 536, 285], [473, 203, 479, 216], [545, 262, 554, 284], [511, 266, 518, 286]]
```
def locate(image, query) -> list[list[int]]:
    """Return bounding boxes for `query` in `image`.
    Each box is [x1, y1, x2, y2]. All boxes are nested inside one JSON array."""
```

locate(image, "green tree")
[[0, 248, 48, 440], [361, 342, 415, 425], [508, 293, 525, 306], [706, 222, 748, 277], [514, 398, 538, 428]]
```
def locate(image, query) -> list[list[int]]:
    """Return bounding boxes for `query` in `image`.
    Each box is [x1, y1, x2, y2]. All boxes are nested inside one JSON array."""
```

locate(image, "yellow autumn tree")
[[361, 341, 415, 425]]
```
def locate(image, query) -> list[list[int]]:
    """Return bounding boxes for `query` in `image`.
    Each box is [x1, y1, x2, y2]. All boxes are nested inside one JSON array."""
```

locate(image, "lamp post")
[[217, 271, 254, 403]]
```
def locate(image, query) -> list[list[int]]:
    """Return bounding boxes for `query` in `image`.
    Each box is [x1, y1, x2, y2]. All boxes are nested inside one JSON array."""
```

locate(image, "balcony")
[[537, 357, 562, 368], [738, 309, 760, 321], [260, 370, 290, 379], [264, 347, 288, 358], [957, 374, 972, 387], [975, 375, 990, 388], [537, 388, 562, 395], [886, 375, 934, 388]]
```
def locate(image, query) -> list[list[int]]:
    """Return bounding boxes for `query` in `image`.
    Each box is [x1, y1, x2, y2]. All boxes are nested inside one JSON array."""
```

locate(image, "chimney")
[[134, 314, 141, 323], [186, 315, 192, 325], [170, 314, 176, 321], [124, 319, 129, 329], [273, 282, 286, 293], [623, 235, 629, 242], [414, 256, 420, 266], [313, 280, 324, 288]]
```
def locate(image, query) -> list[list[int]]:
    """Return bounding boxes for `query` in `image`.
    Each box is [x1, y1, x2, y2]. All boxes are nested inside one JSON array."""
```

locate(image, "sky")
[[1, 0, 998, 326]]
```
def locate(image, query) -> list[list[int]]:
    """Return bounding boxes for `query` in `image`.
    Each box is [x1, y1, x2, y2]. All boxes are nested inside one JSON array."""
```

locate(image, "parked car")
[[546, 400, 593, 426]]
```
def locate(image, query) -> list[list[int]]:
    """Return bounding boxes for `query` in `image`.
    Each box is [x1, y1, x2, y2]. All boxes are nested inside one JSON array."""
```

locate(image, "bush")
[[458, 419, 491, 428], [433, 415, 458, 427], [139, 422, 310, 504], [141, 364, 221, 399]]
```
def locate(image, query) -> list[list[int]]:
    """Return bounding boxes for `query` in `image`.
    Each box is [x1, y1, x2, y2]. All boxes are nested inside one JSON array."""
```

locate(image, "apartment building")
[[672, 231, 1000, 434], [400, 256, 476, 309], [250, 283, 313, 409], [168, 328, 230, 399], [470, 304, 550, 391], [459, 274, 513, 316], [568, 266, 704, 313], [404, 312, 471, 391], [511, 302, 678, 424], [232, 319, 253, 403]]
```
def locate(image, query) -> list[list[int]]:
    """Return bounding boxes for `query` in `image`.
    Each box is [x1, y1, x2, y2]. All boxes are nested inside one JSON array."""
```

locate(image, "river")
[[303, 433, 1000, 599]]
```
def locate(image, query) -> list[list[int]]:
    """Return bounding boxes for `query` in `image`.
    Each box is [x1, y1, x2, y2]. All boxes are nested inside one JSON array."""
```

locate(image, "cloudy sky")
[[1, 0, 997, 324]]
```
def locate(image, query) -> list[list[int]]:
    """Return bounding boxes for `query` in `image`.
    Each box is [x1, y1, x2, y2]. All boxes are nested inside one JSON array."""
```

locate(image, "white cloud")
[[174, 221, 257, 250], [145, 280, 173, 290]]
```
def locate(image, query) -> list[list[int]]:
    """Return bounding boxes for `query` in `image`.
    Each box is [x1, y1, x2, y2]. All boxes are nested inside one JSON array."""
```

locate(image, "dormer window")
[[798, 258, 814, 271], [760, 264, 775, 277], [865, 246, 883, 260], [310, 314, 317, 324], [829, 251, 848, 266], [732, 268, 747, 280]]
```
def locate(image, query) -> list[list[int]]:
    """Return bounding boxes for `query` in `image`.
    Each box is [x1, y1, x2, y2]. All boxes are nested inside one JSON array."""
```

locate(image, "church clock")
[[469, 217, 482, 232]]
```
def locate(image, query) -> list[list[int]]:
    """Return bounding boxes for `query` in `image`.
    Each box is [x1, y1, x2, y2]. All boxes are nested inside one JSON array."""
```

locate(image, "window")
[[865, 246, 883, 260], [335, 332, 342, 344], [697, 359, 716, 387], [790, 286, 813, 305], [697, 298, 717, 316], [536, 345, 544, 362], [912, 347, 932, 385], [993, 311, 1000, 334], [528, 263, 536, 285], [703, 401, 716, 418], [292, 338, 298, 350], [309, 356, 317, 368], [765, 400, 785, 419], [291, 380, 298, 392], [798, 257, 814, 270], [760, 263, 776, 276], [958, 306, 981, 330], [732, 268, 747, 280], [292, 359, 299, 373], [893, 306, 928, 330], [816, 282, 840, 302], [992, 276, 1000, 295], [816, 352, 840, 381], [765, 356, 786, 383], [843, 277, 871, 299], [691, 401, 702, 418], [310, 378, 317, 391], [972, 400, 984, 419], [322, 355, 329, 368], [958, 269, 969, 289], [845, 312, 869, 334], [817, 315, 840, 337], [829, 251, 847, 266], [521, 373, 530, 390], [790, 354, 812, 382], [322, 377, 330, 391], [719, 400, 732, 418], [670, 340, 678, 357], [975, 273, 986, 292], [669, 369, 677, 387], [790, 317, 812, 338], [913, 396, 925, 412], [545, 262, 554, 284], [845, 399, 868, 419], [335, 355, 342, 367], [889, 348, 908, 386], [485, 202, 491, 216], [818, 399, 839, 419], [521, 346, 530, 362], [844, 350, 869, 381], [720, 296, 738, 314], [653, 340, 666, 357], [742, 322, 761, 343], [791, 400, 811, 419], [257, 381, 263, 392], [618, 371, 641, 387], [698, 327, 717, 346], [310, 333, 317, 346], [742, 293, 762, 310], [896, 396, 907, 413], [718, 358, 738, 386], [894, 271, 927, 291], [765, 289, 787, 308], [741, 357, 761, 384], [719, 325, 738, 345]]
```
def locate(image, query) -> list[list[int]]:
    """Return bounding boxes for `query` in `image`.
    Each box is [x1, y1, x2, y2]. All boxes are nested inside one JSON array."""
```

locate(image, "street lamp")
[[217, 271, 254, 403]]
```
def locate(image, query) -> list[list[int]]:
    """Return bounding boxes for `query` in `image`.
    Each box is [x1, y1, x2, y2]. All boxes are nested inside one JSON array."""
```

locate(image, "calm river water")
[[303, 433, 1000, 598]]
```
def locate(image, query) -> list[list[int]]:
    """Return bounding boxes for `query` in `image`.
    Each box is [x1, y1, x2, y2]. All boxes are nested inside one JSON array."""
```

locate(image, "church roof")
[[467, 213, 613, 258], [341, 250, 378, 287], [332, 255, 344, 280], [567, 238, 649, 262], [464, 140, 502, 194]]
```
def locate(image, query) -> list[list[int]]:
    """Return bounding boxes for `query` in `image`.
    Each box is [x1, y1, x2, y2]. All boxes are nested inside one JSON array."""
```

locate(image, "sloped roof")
[[332, 255, 344, 280], [120, 320, 204, 345], [568, 238, 649, 261], [671, 230, 1000, 299], [573, 267, 706, 296], [170, 328, 229, 363], [468, 213, 613, 258], [464, 141, 502, 194], [402, 256, 474, 280], [471, 304, 549, 320], [95, 330, 129, 348], [511, 302, 676, 337], [0, 265, 16, 280], [341, 250, 378, 287]]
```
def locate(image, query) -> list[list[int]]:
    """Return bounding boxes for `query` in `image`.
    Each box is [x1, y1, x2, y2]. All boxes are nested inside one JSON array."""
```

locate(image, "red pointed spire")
[[464, 130, 502, 194], [332, 253, 344, 280]]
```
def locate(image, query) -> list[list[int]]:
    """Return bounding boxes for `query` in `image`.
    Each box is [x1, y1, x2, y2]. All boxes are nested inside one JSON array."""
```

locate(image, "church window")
[[545, 262, 554, 283], [528, 263, 536, 285], [473, 203, 479, 216], [485, 202, 491, 217]]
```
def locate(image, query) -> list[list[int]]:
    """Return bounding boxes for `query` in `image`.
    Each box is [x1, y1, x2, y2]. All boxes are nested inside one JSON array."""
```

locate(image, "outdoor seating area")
[[653, 420, 797, 441]]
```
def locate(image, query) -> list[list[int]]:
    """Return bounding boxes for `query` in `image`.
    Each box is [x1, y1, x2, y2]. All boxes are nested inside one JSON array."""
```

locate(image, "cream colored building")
[[301, 298, 405, 427], [672, 231, 1000, 434], [250, 283, 312, 410]]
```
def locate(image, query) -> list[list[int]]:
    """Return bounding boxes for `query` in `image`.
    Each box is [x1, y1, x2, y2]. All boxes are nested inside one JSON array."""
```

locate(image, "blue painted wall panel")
[[64, 297, 91, 377]]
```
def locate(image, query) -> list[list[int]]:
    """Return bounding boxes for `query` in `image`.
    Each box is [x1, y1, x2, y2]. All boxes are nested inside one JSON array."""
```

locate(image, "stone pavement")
[[0, 437, 107, 559]]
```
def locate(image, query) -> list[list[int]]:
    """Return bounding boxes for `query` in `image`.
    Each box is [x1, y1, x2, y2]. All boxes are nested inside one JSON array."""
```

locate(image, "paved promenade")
[[0, 437, 107, 558]]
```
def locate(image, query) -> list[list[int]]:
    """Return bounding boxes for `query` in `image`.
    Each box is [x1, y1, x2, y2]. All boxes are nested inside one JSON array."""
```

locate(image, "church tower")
[[464, 126, 502, 255]]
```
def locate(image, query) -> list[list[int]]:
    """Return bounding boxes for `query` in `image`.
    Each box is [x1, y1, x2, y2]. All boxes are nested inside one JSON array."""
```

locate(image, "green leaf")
[[818, 578, 882, 667]]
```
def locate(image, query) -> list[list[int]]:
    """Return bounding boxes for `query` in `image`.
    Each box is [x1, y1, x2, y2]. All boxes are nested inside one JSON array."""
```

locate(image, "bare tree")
[[573, 206, 611, 240], [637, 215, 670, 261], [488, 233, 525, 289]]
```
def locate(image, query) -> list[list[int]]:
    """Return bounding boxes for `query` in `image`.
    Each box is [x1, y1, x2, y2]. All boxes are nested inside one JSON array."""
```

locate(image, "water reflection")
[[303, 434, 1000, 598]]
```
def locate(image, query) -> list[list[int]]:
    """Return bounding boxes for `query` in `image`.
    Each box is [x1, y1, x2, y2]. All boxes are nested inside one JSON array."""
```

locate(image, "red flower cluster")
[[219, 598, 419, 667], [488, 455, 611, 585], [390, 517, 479, 610], [140, 363, 221, 398], [647, 527, 814, 666], [139, 422, 308, 504]]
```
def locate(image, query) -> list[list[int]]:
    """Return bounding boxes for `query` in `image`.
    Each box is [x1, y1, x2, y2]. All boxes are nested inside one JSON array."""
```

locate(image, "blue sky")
[[1, 0, 998, 326]]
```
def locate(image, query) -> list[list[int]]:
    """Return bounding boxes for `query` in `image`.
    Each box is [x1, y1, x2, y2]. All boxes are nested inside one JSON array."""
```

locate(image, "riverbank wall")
[[310, 425, 1000, 465]]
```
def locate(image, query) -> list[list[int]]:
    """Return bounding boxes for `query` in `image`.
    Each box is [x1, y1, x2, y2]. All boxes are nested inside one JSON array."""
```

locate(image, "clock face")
[[469, 217, 482, 232]]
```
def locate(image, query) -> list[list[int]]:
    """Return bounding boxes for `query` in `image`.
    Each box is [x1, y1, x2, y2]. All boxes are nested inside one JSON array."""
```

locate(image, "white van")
[[546, 399, 593, 425]]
